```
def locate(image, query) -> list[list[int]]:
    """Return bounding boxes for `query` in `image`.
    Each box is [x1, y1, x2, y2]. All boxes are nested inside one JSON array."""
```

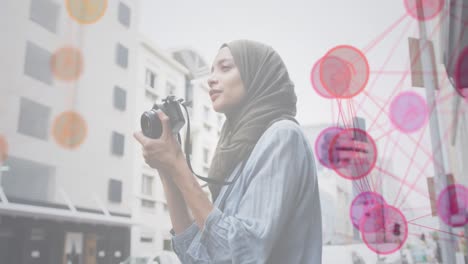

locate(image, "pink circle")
[[320, 56, 352, 98], [437, 184, 468, 227], [320, 45, 370, 99], [361, 205, 408, 255], [314, 127, 343, 169], [350, 192, 387, 231], [329, 128, 378, 180], [310, 58, 334, 99], [404, 0, 444, 21], [455, 47, 468, 99], [390, 91, 429, 133]]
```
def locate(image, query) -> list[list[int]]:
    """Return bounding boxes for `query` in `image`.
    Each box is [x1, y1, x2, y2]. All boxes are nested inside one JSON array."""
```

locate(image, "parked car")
[[120, 251, 180, 264]]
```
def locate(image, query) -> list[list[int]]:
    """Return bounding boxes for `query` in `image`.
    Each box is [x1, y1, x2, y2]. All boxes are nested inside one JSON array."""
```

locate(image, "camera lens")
[[141, 110, 163, 139]]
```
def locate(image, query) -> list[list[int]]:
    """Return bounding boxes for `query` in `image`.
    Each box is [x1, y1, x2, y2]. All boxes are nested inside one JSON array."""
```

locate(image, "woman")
[[134, 40, 322, 263]]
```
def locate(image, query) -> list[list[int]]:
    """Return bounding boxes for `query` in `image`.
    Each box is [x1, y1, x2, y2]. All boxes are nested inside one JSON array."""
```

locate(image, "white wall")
[[0, 0, 141, 215]]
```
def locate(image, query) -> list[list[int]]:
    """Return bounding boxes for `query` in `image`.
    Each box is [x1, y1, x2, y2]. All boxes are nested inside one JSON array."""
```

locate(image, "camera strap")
[[180, 102, 298, 188], [180, 103, 235, 185]]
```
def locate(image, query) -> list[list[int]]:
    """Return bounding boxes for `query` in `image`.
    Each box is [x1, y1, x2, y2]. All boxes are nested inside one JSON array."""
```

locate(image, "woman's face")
[[207, 47, 246, 115]]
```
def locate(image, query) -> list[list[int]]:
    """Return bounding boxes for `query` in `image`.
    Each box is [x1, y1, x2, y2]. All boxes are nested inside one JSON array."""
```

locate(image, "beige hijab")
[[207, 40, 298, 201]]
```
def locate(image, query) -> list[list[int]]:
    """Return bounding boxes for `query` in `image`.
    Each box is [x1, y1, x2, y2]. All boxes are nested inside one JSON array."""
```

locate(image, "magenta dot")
[[404, 0, 444, 21], [320, 45, 370, 99], [437, 184, 468, 227], [390, 91, 429, 133], [314, 127, 343, 169], [310, 58, 334, 99], [361, 205, 408, 255], [350, 192, 386, 231], [329, 128, 378, 180], [455, 47, 468, 99]]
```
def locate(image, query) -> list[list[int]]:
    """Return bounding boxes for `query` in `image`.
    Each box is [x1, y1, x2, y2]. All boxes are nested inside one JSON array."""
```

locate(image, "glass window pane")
[[111, 132, 125, 156], [2, 156, 55, 203], [118, 2, 131, 27], [116, 43, 128, 69], [18, 97, 50, 140], [24, 41, 53, 84], [30, 0, 59, 33], [108, 179, 122, 202], [113, 86, 127, 111]]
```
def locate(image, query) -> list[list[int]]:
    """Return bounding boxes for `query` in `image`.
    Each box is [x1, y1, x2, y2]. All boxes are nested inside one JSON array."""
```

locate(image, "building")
[[0, 0, 140, 263], [171, 48, 225, 197], [302, 123, 355, 245], [408, 1, 468, 262], [130, 35, 189, 257], [128, 45, 224, 257]]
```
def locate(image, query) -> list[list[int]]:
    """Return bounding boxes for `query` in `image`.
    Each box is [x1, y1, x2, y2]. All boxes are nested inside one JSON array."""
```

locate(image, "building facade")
[[171, 48, 225, 198], [0, 0, 140, 263], [301, 123, 355, 245], [131, 36, 189, 258]]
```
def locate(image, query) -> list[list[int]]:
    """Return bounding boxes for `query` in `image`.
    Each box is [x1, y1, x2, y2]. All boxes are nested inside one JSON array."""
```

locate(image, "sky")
[[139, 0, 448, 229], [139, 0, 409, 126]]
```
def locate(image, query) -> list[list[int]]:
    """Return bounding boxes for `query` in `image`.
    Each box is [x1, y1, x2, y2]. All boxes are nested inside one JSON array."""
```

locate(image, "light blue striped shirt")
[[171, 119, 322, 263]]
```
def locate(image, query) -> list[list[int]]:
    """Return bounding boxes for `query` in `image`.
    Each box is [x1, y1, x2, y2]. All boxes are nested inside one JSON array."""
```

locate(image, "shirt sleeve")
[[171, 223, 200, 263], [182, 122, 313, 263]]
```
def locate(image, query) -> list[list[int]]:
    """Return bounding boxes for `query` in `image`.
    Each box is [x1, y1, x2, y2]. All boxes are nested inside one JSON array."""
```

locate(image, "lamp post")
[[415, 1, 456, 263]]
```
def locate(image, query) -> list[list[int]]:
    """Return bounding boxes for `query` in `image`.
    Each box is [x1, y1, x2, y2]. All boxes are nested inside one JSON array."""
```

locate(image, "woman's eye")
[[221, 66, 231, 71]]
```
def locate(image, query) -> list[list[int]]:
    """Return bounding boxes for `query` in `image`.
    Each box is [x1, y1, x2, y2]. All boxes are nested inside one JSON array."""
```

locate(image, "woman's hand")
[[133, 110, 184, 174]]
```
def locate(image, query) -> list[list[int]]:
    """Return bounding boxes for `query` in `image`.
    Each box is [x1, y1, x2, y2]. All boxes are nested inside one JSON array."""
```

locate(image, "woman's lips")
[[211, 92, 221, 101]]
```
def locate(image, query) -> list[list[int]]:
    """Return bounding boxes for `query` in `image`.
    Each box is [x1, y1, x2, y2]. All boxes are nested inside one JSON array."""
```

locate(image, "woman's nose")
[[207, 75, 218, 88]]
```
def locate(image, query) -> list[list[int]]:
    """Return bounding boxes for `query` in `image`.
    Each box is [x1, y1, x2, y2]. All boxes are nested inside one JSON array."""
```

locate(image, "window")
[[118, 2, 131, 27], [30, 0, 59, 33], [145, 90, 158, 101], [166, 82, 176, 95], [145, 69, 156, 88], [140, 234, 153, 243], [108, 179, 122, 203], [203, 148, 209, 164], [141, 199, 155, 209], [141, 174, 154, 196], [18, 97, 50, 140], [2, 156, 55, 202], [24, 41, 52, 84], [113, 86, 126, 111], [111, 132, 125, 156], [115, 43, 128, 68], [163, 239, 172, 251]]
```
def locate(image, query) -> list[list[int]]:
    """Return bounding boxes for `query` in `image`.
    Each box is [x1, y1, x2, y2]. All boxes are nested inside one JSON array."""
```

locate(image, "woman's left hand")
[[133, 110, 184, 173]]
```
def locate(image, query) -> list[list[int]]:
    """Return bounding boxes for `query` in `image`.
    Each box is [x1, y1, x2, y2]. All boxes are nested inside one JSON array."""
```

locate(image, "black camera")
[[141, 95, 186, 139]]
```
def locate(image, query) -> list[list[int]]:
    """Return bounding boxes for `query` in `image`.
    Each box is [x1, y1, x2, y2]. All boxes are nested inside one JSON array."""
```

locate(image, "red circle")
[[350, 191, 387, 231], [314, 127, 343, 169], [389, 91, 429, 133], [50, 46, 83, 82], [360, 205, 408, 255], [320, 56, 352, 98], [437, 184, 468, 227], [310, 58, 334, 99], [52, 111, 87, 149], [455, 47, 468, 99], [404, 0, 444, 21], [329, 128, 377, 180], [320, 45, 370, 99]]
